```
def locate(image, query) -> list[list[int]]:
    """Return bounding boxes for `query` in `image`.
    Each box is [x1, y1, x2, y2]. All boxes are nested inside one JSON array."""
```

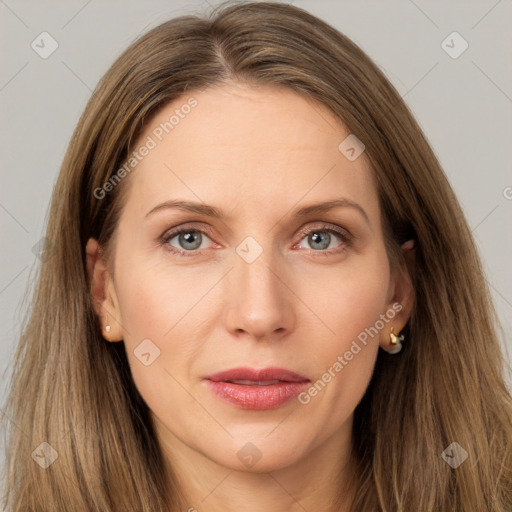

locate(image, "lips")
[[203, 367, 310, 410]]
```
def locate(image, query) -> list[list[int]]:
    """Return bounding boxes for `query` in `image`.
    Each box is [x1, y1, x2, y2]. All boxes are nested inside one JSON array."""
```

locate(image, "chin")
[[209, 435, 307, 473]]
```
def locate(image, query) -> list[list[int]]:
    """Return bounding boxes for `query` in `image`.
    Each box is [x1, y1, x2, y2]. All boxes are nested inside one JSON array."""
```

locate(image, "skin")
[[86, 82, 414, 512]]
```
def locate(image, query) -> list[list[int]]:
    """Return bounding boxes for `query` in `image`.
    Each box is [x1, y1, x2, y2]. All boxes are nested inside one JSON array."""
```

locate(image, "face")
[[87, 82, 413, 475]]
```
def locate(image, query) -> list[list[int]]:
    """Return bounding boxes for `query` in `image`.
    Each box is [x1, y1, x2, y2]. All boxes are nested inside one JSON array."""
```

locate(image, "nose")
[[223, 248, 296, 342]]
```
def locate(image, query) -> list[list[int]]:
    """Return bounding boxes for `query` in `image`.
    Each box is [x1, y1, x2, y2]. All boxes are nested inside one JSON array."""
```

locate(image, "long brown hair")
[[2, 1, 511, 510]]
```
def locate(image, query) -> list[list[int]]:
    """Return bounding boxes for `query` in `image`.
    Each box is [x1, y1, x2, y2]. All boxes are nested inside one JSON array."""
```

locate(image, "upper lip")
[[204, 366, 310, 383]]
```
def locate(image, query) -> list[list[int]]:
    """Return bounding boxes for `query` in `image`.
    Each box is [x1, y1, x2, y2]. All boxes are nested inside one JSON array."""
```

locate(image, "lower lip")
[[205, 380, 309, 410]]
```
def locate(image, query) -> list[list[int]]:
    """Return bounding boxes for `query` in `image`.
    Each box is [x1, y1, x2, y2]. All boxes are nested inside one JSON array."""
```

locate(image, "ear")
[[85, 238, 123, 342], [379, 239, 415, 350]]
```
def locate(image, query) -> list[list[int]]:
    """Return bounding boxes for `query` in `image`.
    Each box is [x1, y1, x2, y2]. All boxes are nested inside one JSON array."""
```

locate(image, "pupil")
[[310, 231, 329, 250], [180, 231, 201, 250]]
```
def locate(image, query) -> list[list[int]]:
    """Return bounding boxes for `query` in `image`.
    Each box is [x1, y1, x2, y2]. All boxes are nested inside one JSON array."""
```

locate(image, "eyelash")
[[160, 223, 352, 258]]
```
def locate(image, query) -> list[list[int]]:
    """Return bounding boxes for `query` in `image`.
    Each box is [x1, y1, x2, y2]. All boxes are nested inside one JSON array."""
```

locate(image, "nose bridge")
[[225, 236, 294, 339], [238, 246, 280, 297]]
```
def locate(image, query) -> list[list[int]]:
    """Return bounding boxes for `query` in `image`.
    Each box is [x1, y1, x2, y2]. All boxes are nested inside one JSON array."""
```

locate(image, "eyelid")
[[294, 221, 352, 243], [160, 222, 217, 256]]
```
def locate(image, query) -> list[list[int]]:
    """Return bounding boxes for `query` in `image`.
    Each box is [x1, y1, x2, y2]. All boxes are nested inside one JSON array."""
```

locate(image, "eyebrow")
[[145, 198, 370, 225]]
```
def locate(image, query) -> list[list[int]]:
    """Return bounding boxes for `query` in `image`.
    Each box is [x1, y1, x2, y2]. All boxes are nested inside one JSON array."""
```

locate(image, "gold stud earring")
[[384, 326, 404, 355]]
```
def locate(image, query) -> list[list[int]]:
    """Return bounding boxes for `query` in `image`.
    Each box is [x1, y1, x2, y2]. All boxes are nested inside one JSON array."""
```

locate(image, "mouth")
[[203, 367, 310, 410], [224, 379, 284, 386], [204, 366, 310, 383]]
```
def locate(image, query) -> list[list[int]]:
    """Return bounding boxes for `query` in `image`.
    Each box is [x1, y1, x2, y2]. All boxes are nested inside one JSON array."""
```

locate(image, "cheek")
[[113, 241, 203, 341], [112, 250, 224, 408], [116, 275, 171, 342], [296, 250, 390, 345], [111, 253, 186, 389], [294, 253, 389, 409]]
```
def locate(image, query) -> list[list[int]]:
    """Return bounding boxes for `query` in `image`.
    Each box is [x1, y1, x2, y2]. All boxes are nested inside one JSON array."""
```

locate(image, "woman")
[[2, 1, 511, 511]]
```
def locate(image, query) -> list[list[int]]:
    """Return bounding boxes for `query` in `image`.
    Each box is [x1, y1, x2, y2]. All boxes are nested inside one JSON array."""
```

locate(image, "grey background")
[[1, 0, 511, 470]]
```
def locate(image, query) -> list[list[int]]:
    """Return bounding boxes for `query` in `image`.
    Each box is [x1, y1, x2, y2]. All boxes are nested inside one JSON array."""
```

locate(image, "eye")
[[162, 226, 215, 256], [294, 223, 351, 254]]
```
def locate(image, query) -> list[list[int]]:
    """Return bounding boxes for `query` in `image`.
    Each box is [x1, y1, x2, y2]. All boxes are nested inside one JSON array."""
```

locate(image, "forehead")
[[121, 82, 379, 225]]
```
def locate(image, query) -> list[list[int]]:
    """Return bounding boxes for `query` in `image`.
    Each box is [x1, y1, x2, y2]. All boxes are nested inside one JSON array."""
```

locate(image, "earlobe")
[[85, 238, 123, 342]]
